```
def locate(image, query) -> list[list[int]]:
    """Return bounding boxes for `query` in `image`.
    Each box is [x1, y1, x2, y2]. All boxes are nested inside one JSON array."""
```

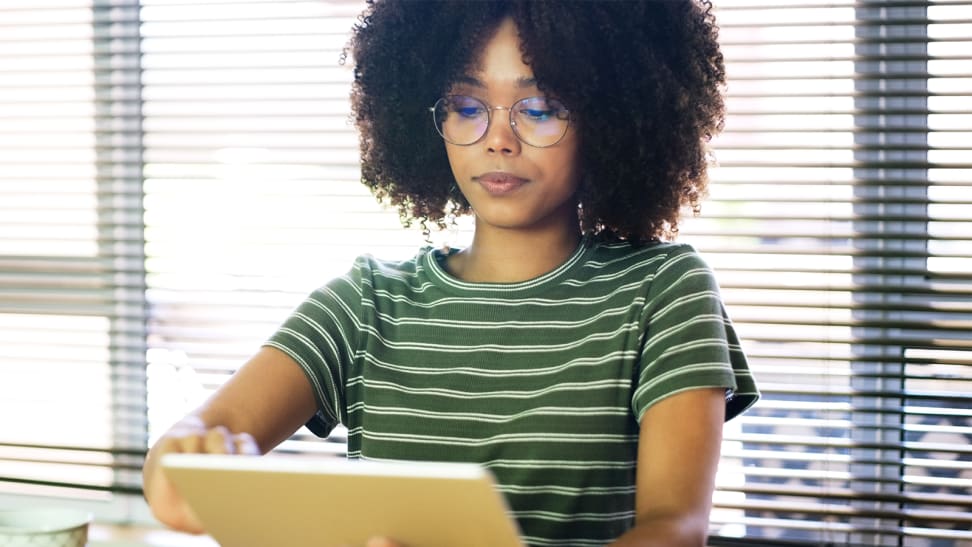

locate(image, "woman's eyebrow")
[[455, 75, 538, 89]]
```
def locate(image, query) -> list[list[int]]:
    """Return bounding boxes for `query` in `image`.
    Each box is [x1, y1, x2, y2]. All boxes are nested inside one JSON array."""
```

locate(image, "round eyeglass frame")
[[428, 95, 571, 148]]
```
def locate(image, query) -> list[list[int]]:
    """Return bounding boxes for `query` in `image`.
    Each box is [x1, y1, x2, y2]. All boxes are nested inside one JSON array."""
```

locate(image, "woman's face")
[[444, 17, 581, 235]]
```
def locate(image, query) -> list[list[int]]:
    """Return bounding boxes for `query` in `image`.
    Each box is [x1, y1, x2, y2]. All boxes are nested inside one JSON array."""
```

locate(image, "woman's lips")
[[475, 172, 529, 196]]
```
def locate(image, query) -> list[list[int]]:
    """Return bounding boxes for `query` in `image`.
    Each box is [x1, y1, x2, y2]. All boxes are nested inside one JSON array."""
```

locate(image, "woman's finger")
[[203, 425, 233, 454], [171, 432, 204, 454], [232, 432, 260, 455]]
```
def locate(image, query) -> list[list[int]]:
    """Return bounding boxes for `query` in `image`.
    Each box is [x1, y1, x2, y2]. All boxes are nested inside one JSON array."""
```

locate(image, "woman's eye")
[[521, 108, 554, 121], [455, 106, 485, 118]]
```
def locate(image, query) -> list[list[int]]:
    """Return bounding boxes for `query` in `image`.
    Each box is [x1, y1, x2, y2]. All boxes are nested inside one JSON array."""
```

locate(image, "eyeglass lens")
[[432, 95, 569, 148]]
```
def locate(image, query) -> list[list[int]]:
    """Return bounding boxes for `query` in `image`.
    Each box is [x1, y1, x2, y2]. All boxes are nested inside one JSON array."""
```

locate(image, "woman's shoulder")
[[578, 238, 718, 295], [351, 247, 428, 274], [340, 247, 438, 290], [587, 236, 704, 268]]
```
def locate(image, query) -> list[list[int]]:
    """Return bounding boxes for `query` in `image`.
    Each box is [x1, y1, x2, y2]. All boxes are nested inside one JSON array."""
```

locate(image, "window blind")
[[0, 0, 419, 513], [700, 1, 972, 545], [0, 0, 148, 507], [0, 1, 969, 544], [136, 0, 416, 456]]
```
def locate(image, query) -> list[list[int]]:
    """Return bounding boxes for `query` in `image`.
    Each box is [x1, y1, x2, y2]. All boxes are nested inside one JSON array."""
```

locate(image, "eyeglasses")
[[429, 95, 571, 148]]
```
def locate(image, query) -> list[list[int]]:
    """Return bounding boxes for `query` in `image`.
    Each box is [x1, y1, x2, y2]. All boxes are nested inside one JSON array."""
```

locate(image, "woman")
[[143, 2, 759, 545]]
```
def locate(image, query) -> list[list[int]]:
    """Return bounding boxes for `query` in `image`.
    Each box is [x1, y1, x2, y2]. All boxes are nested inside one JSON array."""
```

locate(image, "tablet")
[[160, 453, 525, 547]]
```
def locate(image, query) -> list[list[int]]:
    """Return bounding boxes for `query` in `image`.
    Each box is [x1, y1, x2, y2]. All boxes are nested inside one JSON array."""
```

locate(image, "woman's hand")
[[142, 415, 260, 534], [141, 347, 318, 534]]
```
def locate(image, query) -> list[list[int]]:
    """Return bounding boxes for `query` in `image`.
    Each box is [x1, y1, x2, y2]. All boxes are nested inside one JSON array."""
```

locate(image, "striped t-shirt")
[[265, 236, 758, 546]]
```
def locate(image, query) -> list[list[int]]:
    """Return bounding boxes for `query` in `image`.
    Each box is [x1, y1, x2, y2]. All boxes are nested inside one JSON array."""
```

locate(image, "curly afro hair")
[[347, 0, 725, 242]]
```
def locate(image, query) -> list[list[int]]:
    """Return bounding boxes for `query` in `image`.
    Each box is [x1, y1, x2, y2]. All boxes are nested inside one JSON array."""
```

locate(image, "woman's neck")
[[445, 218, 582, 283]]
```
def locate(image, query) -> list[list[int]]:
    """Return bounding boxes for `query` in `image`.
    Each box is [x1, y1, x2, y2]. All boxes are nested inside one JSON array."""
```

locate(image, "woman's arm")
[[608, 386, 726, 547], [142, 346, 319, 533]]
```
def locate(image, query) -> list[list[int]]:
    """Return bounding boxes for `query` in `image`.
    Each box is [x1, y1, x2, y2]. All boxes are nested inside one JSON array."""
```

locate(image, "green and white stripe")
[[266, 236, 759, 546]]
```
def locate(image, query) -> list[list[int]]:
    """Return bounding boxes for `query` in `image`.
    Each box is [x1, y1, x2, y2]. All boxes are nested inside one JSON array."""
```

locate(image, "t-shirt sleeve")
[[262, 257, 367, 437], [631, 245, 759, 423]]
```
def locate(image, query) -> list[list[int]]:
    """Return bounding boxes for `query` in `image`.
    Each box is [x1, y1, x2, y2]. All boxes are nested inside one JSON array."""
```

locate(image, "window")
[[0, 0, 148, 516], [699, 1, 972, 545], [1, 1, 969, 543]]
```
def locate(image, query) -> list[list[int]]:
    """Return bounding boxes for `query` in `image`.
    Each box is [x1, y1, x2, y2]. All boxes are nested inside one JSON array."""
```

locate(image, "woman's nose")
[[483, 108, 521, 156]]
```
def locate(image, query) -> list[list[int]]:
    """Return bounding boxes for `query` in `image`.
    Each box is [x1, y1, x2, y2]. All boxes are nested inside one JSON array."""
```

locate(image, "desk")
[[88, 523, 218, 547]]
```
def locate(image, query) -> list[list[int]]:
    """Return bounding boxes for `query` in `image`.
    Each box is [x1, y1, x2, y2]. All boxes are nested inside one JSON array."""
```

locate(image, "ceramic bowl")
[[0, 508, 92, 547]]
